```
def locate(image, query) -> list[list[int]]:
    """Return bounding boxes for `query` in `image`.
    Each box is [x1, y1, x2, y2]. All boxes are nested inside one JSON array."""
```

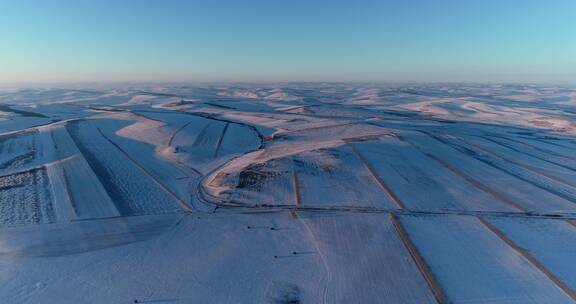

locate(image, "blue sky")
[[1, 0, 575, 83]]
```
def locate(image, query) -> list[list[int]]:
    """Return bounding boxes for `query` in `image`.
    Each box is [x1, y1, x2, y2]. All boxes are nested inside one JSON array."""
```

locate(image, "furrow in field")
[[404, 131, 576, 212]]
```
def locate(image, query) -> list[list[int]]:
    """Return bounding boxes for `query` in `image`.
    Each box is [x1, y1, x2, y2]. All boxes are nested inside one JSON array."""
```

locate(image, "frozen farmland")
[[0, 84, 576, 303]]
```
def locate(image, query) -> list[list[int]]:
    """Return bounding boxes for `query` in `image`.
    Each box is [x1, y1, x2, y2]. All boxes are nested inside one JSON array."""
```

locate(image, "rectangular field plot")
[[351, 138, 514, 211], [0, 167, 54, 226], [66, 120, 182, 216], [141, 112, 259, 172], [229, 158, 296, 206], [405, 132, 576, 213], [0, 116, 50, 134], [436, 135, 576, 204], [400, 214, 574, 304], [487, 136, 576, 171], [132, 111, 228, 166], [173, 119, 226, 165], [95, 117, 193, 200], [518, 137, 576, 158], [463, 135, 576, 181], [48, 125, 120, 220], [216, 123, 261, 158], [294, 147, 399, 208], [301, 212, 436, 303], [488, 217, 576, 293]]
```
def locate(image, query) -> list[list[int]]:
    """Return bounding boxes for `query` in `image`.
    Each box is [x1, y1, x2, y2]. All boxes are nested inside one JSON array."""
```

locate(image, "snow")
[[406, 131, 576, 212], [352, 137, 515, 212], [487, 217, 576, 292], [300, 212, 436, 303], [48, 125, 119, 219], [401, 214, 574, 303], [0, 212, 326, 303], [1, 83, 576, 303], [66, 119, 183, 215], [0, 168, 54, 226], [295, 147, 398, 208]]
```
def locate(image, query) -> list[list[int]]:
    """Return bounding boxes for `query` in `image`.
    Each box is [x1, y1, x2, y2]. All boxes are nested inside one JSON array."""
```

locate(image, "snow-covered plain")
[[1, 84, 576, 303]]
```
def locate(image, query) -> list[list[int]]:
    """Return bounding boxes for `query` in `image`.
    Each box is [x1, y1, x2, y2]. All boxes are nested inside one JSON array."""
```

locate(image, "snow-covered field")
[[1, 84, 576, 303]]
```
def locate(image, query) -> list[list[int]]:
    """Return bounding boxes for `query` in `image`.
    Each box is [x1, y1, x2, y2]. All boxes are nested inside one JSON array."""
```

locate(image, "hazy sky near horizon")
[[1, 0, 576, 84]]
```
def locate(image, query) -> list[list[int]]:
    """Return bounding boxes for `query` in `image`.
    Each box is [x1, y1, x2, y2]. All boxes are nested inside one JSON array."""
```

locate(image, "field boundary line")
[[390, 213, 447, 304], [477, 215, 576, 301]]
